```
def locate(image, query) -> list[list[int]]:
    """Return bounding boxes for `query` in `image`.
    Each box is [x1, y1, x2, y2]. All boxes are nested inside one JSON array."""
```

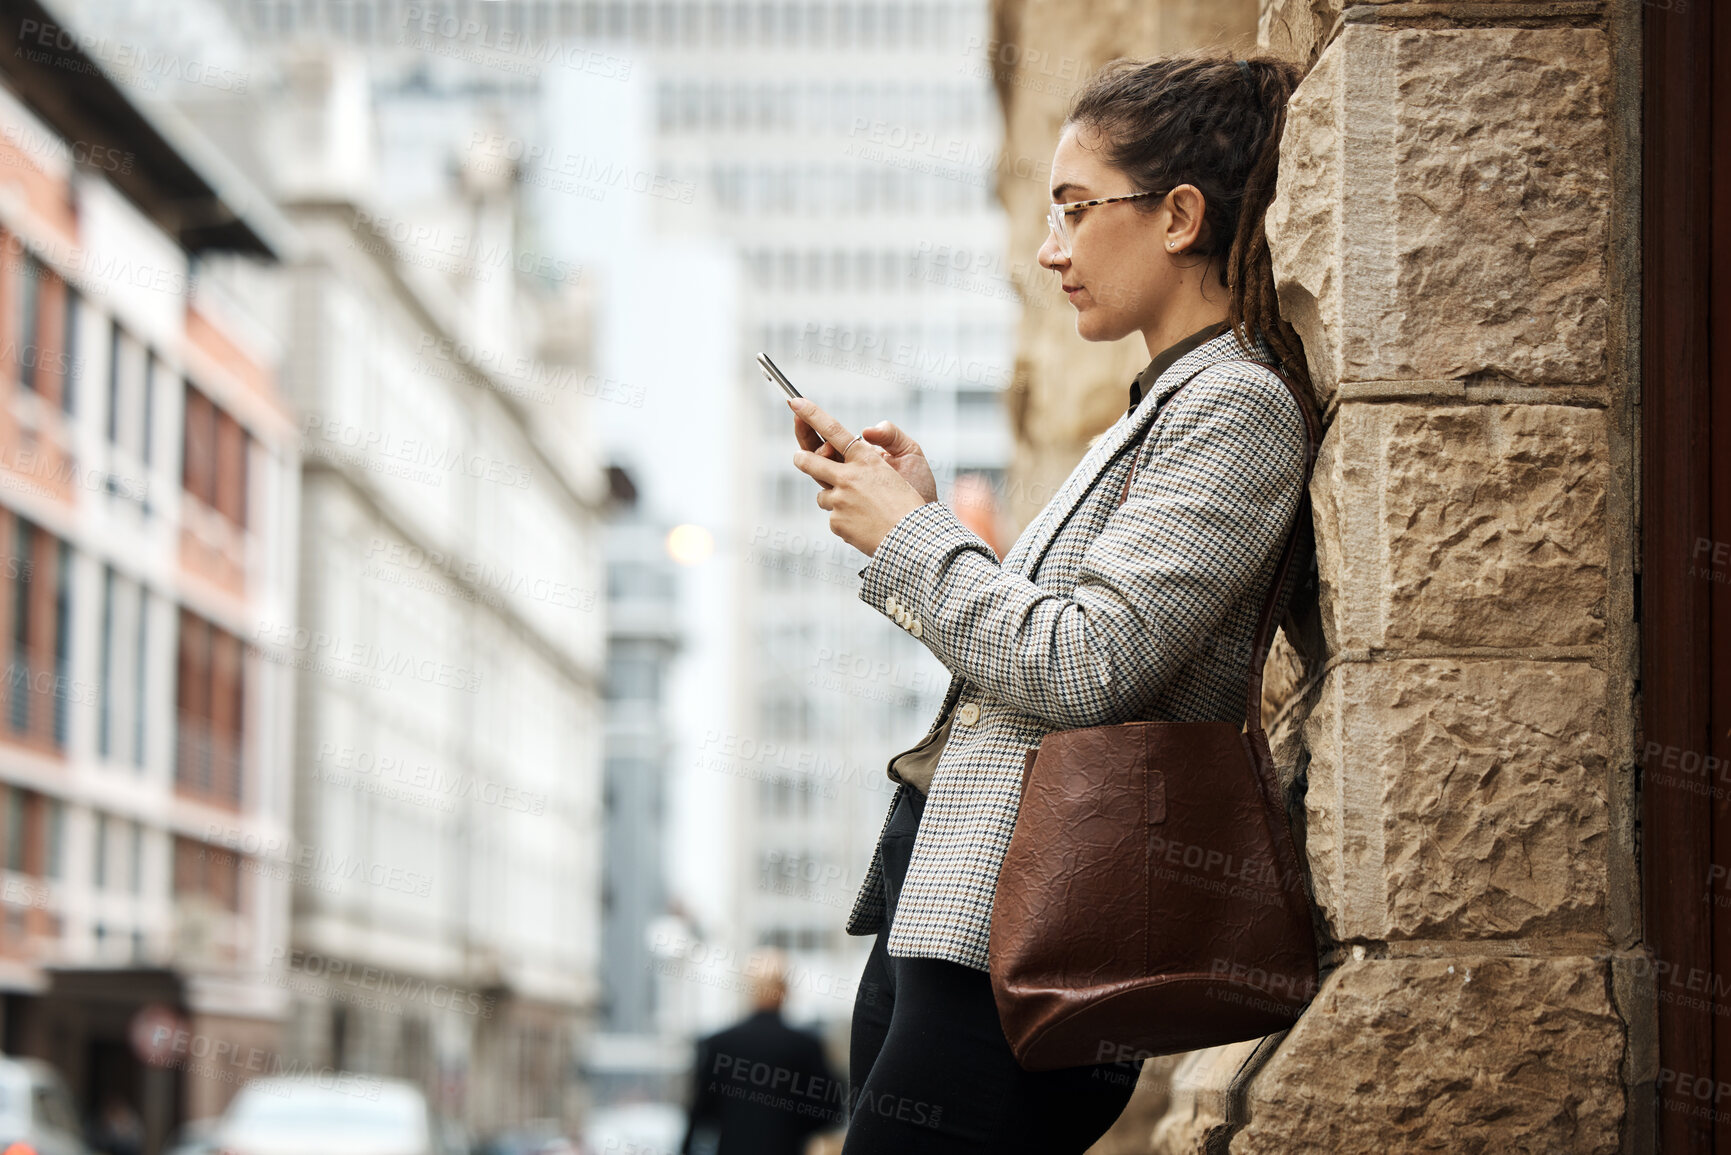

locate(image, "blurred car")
[[0, 1055, 94, 1155], [477, 1119, 579, 1155], [163, 1118, 220, 1155], [580, 1103, 685, 1155], [212, 1074, 462, 1155]]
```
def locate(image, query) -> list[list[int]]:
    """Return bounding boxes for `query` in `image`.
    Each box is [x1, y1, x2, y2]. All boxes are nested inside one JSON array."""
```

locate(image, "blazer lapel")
[[1009, 330, 1268, 579]]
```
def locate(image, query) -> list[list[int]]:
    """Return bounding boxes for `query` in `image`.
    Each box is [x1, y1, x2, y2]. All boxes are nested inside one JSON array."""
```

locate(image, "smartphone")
[[757, 352, 802, 400]]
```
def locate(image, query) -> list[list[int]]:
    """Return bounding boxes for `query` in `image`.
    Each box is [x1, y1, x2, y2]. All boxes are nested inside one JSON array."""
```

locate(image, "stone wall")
[[989, 0, 1651, 1151], [1238, 3, 1648, 1151]]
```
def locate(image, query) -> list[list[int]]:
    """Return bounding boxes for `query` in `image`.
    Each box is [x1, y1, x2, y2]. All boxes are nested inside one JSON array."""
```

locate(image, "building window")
[[129, 821, 142, 895], [183, 383, 250, 528], [61, 287, 77, 414], [4, 247, 73, 409], [4, 788, 26, 873], [0, 514, 68, 751], [105, 325, 153, 515], [106, 328, 152, 459], [93, 812, 107, 889], [52, 539, 67, 746], [16, 254, 39, 392], [42, 799, 61, 879], [175, 611, 246, 806], [99, 567, 149, 768]]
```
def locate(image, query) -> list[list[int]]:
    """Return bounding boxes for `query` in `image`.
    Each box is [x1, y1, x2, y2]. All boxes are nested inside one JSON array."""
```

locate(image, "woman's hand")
[[791, 405, 939, 503], [788, 397, 931, 557]]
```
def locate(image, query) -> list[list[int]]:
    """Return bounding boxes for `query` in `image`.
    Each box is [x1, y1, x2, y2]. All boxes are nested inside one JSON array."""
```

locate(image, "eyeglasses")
[[1046, 189, 1170, 258]]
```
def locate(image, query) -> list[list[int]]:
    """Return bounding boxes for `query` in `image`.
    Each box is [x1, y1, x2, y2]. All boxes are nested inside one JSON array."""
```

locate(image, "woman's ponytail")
[[1223, 59, 1306, 388]]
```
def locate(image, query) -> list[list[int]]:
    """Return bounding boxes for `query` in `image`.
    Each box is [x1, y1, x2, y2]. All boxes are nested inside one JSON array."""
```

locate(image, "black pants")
[[842, 787, 1143, 1154]]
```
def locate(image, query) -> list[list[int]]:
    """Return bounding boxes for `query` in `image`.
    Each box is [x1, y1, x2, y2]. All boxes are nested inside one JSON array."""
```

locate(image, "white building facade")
[[260, 51, 611, 1134]]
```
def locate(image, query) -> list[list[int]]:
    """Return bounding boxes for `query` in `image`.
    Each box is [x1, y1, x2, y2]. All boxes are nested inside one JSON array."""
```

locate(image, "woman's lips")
[[1064, 284, 1084, 302]]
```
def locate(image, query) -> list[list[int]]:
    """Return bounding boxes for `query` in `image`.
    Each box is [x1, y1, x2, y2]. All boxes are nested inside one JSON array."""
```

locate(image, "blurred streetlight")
[[665, 524, 714, 566]]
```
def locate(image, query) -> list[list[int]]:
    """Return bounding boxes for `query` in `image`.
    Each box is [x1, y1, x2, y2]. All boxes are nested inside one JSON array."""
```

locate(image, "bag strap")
[[1114, 357, 1320, 737]]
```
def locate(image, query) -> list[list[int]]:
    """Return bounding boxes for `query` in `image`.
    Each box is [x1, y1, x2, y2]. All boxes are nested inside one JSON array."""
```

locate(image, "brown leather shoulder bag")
[[987, 358, 1323, 1071]]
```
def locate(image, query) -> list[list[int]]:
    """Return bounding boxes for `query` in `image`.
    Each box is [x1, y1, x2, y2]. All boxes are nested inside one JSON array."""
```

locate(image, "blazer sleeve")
[[855, 366, 1307, 730]]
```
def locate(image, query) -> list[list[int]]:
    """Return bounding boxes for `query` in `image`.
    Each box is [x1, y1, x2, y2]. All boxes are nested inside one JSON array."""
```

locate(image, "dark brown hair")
[[1064, 54, 1307, 387]]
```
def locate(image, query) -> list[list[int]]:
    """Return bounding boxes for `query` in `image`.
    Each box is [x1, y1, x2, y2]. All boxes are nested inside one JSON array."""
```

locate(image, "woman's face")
[[1038, 122, 1203, 343]]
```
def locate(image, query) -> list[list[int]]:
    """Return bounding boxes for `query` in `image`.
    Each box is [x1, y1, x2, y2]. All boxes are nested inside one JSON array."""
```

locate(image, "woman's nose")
[[1037, 233, 1067, 270]]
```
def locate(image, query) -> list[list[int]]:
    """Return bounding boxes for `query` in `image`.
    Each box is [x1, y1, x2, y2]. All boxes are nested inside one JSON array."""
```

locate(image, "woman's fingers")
[[785, 397, 859, 458], [860, 421, 918, 456], [792, 447, 845, 488], [792, 414, 835, 457]]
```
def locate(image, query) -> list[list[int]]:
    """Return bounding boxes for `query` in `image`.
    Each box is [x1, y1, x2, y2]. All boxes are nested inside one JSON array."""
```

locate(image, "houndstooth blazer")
[[843, 324, 1309, 973]]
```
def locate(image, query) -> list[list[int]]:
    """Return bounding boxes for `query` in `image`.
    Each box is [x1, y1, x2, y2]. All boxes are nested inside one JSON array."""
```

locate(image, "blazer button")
[[910, 619, 922, 638], [886, 594, 901, 615], [956, 702, 980, 725]]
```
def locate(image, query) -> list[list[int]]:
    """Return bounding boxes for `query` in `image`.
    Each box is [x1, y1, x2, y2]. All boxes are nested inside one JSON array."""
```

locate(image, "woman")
[[788, 53, 1311, 1153]]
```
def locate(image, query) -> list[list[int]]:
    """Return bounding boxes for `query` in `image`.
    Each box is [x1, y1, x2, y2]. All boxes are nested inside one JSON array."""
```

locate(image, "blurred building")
[[641, 0, 1017, 1047], [138, 0, 1017, 1104], [252, 47, 610, 1137], [581, 463, 686, 1107], [40, 0, 616, 1137], [0, 1, 299, 1148]]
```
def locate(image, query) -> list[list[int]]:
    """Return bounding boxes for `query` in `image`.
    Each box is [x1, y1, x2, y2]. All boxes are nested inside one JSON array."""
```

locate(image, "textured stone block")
[[1150, 1040, 1273, 1155], [1233, 957, 1626, 1154], [1268, 25, 1610, 402], [1312, 402, 1607, 651], [1302, 659, 1609, 942]]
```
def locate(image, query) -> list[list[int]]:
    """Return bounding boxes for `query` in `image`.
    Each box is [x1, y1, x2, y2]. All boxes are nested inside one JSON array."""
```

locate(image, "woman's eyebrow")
[[1051, 182, 1089, 201]]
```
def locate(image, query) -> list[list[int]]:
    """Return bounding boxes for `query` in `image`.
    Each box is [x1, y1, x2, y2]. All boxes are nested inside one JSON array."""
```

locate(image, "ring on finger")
[[840, 434, 863, 458]]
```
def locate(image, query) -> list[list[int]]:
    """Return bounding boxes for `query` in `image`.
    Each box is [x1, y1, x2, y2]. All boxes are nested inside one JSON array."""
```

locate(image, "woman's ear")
[[1162, 184, 1210, 252]]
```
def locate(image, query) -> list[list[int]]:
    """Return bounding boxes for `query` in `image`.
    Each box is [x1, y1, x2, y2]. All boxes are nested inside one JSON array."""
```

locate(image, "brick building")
[[0, 2, 299, 1147]]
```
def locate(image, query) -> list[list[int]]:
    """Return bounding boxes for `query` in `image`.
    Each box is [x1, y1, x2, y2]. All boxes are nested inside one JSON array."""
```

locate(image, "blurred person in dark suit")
[[680, 948, 844, 1155]]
